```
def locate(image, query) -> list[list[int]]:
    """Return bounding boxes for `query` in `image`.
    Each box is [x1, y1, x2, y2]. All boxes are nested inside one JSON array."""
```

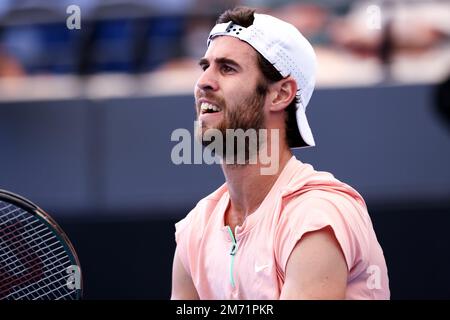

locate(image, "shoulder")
[[275, 183, 373, 275], [174, 183, 228, 274], [281, 174, 373, 236], [175, 183, 228, 241]]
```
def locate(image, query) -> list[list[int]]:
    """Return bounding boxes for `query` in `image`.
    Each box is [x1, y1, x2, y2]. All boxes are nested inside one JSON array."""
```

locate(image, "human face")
[[194, 36, 268, 150]]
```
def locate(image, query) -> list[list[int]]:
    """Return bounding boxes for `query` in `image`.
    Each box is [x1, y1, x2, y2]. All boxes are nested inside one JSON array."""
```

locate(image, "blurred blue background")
[[0, 0, 449, 299]]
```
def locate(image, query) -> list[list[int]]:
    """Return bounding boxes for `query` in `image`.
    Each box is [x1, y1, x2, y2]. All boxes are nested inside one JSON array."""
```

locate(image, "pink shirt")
[[175, 156, 390, 299]]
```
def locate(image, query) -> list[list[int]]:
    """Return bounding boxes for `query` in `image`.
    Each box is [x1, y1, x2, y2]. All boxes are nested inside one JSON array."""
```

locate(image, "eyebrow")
[[198, 57, 242, 71]]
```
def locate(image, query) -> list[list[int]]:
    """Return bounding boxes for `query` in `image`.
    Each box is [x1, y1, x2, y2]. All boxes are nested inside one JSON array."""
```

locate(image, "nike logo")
[[255, 263, 271, 273]]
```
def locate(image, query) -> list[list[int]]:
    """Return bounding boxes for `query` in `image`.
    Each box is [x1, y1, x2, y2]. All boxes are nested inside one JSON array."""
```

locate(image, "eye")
[[200, 64, 209, 71], [221, 65, 235, 73]]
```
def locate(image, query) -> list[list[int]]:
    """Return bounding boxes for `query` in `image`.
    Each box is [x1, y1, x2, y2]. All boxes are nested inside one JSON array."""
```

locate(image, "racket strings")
[[0, 226, 59, 263], [1, 228, 71, 299], [12, 269, 72, 300], [5, 264, 72, 299], [0, 248, 64, 291], [1, 212, 59, 268], [0, 218, 54, 259], [0, 201, 78, 300], [0, 245, 67, 291]]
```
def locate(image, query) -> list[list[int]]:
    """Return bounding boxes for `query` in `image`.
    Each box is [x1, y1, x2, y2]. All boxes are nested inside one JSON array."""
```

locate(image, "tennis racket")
[[0, 189, 82, 300]]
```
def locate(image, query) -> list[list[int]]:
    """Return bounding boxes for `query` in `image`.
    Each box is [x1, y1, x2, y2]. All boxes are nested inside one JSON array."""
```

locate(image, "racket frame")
[[0, 189, 83, 299]]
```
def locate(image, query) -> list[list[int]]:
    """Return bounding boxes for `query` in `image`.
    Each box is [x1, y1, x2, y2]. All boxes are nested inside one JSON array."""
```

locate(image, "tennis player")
[[171, 6, 389, 299]]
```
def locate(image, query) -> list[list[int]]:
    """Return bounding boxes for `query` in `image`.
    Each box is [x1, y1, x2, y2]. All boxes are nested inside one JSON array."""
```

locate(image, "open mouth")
[[200, 102, 222, 114]]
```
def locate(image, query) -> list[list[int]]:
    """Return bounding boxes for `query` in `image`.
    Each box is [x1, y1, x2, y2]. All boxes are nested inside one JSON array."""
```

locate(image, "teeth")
[[201, 102, 221, 112]]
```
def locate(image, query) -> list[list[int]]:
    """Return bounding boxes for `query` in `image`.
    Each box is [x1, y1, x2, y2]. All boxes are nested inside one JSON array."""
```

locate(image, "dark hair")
[[216, 7, 304, 148]]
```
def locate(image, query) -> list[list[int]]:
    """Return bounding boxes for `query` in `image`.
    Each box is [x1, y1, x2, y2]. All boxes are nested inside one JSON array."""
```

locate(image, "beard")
[[195, 83, 267, 164]]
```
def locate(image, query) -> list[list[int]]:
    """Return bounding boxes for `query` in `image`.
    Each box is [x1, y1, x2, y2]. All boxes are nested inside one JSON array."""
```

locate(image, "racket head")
[[0, 189, 83, 300]]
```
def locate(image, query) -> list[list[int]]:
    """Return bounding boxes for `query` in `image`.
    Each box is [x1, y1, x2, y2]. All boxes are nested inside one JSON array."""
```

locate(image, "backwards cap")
[[208, 13, 317, 148]]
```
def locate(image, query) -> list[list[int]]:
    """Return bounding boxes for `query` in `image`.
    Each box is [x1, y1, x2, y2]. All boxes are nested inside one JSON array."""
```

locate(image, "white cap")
[[207, 13, 317, 148]]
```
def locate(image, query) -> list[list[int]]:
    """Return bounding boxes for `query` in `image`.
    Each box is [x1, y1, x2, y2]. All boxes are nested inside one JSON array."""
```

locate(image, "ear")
[[268, 77, 297, 112]]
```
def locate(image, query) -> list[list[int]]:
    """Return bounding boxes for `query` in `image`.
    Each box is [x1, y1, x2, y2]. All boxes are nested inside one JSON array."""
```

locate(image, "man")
[[171, 6, 389, 299]]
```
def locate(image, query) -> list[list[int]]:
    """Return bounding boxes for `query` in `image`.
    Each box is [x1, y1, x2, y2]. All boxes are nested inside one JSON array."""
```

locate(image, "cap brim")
[[294, 104, 315, 148]]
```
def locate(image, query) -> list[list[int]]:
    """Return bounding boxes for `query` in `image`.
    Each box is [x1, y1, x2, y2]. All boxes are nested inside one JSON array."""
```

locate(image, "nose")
[[196, 66, 219, 92]]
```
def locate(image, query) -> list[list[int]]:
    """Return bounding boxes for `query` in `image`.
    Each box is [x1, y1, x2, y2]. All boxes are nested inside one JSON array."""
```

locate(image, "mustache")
[[196, 93, 226, 109]]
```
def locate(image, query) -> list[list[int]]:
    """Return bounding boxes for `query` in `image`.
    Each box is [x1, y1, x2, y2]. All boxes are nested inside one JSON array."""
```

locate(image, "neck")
[[222, 145, 292, 229]]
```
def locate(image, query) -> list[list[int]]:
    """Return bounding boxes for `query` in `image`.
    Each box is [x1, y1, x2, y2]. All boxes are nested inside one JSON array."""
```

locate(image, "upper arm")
[[171, 246, 199, 300], [279, 226, 348, 300]]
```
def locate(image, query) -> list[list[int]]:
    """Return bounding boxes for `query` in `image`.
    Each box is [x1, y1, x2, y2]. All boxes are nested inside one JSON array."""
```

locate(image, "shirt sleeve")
[[275, 190, 370, 276], [174, 207, 196, 274]]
